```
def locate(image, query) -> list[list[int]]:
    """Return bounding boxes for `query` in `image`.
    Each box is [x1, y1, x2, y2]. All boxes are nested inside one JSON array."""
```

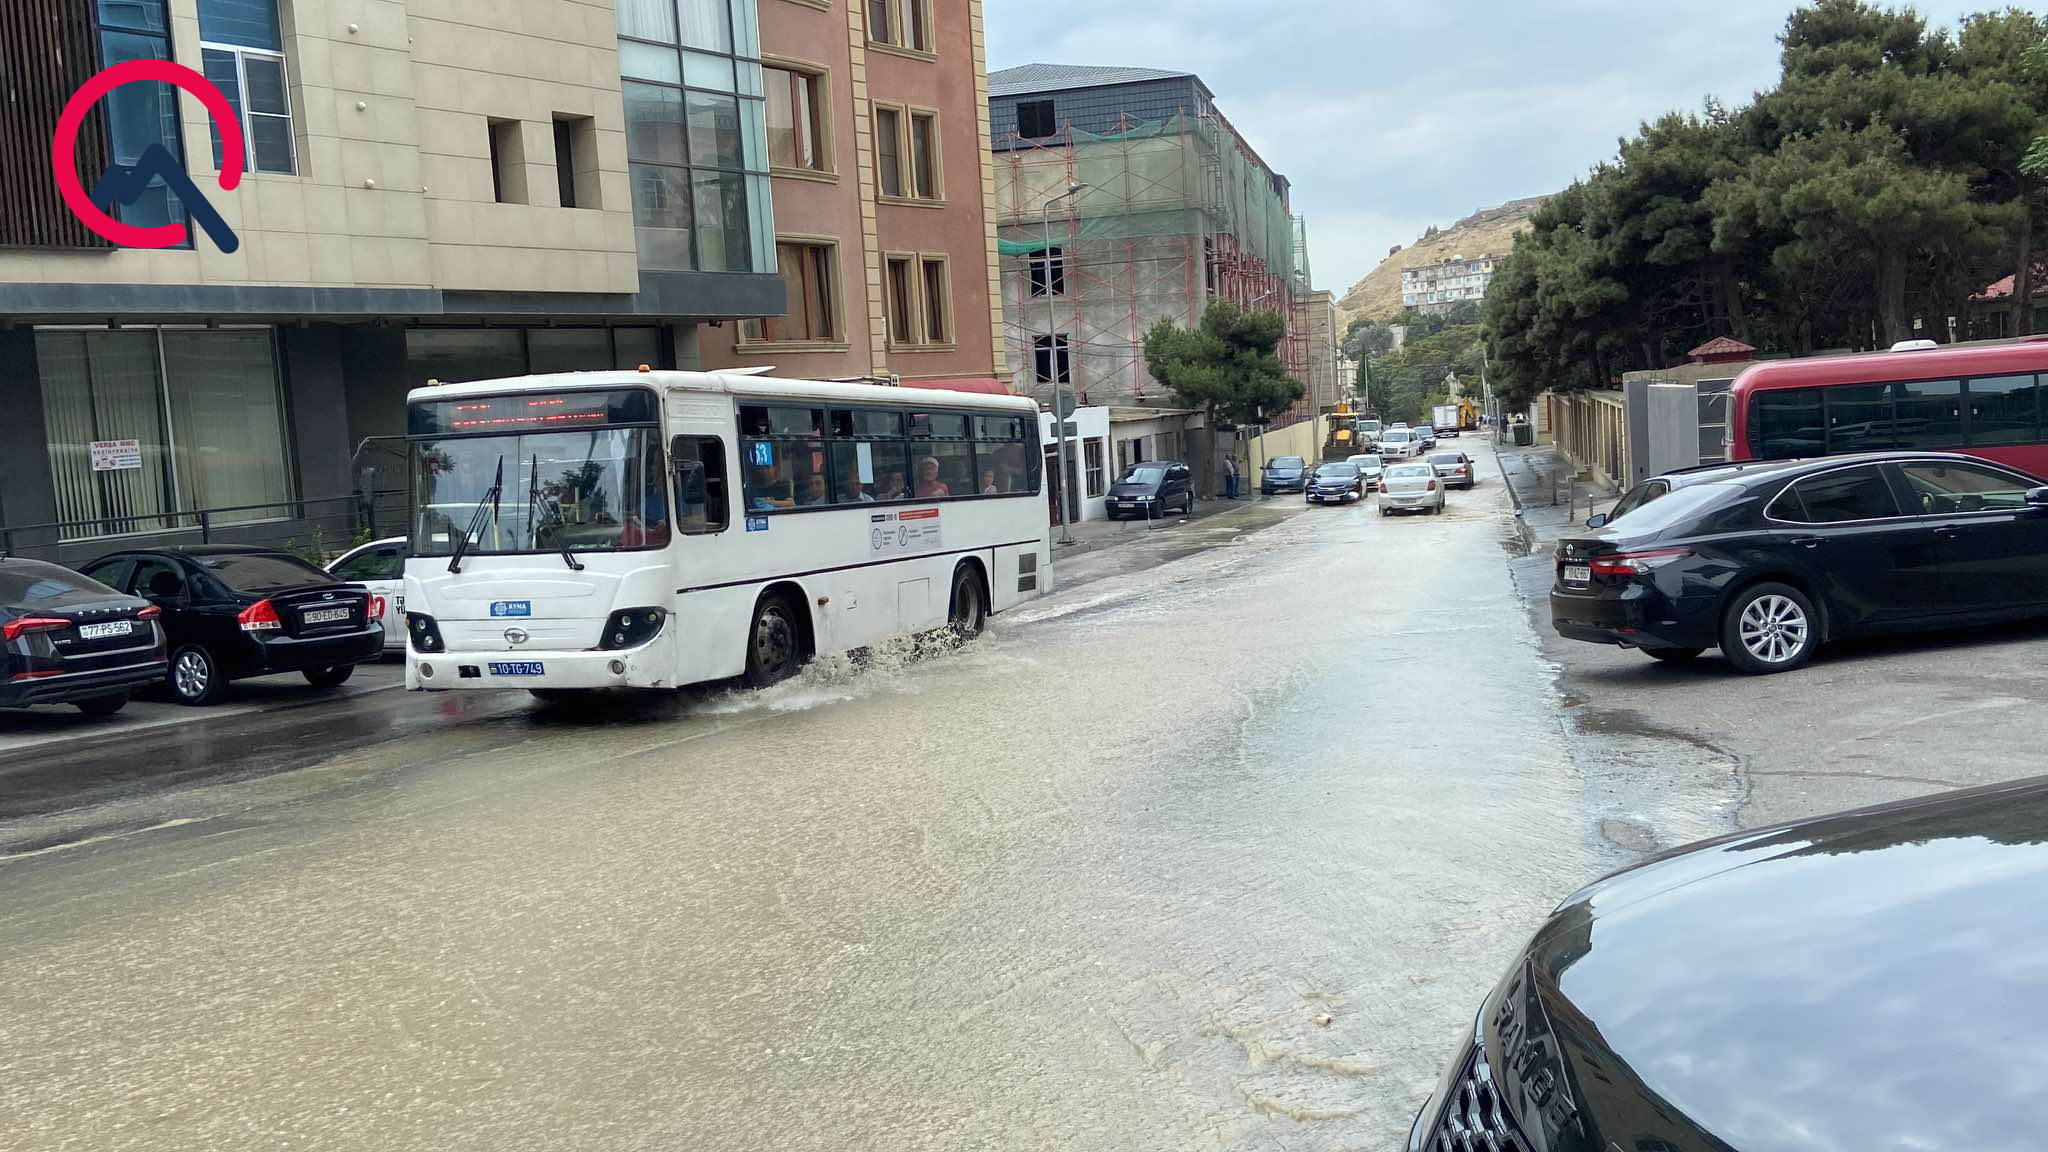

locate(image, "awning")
[[900, 376, 1012, 396]]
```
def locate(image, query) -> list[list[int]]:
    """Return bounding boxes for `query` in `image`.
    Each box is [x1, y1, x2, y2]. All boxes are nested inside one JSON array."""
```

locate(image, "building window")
[[866, 0, 930, 53], [920, 256, 950, 344], [874, 104, 940, 202], [552, 116, 600, 208], [765, 65, 828, 173], [1016, 99, 1057, 140], [618, 0, 775, 273], [1028, 246, 1066, 297], [1084, 438, 1106, 498], [885, 255, 916, 346], [881, 254, 949, 348], [35, 328, 292, 540], [403, 327, 666, 383], [743, 240, 840, 344], [93, 0, 188, 233], [488, 119, 525, 203], [199, 0, 294, 175], [1033, 334, 1071, 385]]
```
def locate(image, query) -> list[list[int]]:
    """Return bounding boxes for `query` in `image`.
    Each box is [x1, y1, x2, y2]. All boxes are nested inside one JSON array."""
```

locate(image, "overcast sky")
[[985, 0, 1989, 295]]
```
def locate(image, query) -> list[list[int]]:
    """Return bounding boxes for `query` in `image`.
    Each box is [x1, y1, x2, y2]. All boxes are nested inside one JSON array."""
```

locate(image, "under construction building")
[[988, 65, 1312, 413]]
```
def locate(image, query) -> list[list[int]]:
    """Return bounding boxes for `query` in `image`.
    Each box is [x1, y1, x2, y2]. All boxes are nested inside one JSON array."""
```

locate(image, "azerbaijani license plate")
[[490, 601, 531, 617], [302, 607, 351, 624], [1564, 565, 1592, 584], [77, 621, 133, 640], [488, 661, 546, 676]]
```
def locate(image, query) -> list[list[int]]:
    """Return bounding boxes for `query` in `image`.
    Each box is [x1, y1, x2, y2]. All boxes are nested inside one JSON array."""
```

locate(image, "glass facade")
[[402, 326, 668, 384], [94, 0, 188, 234], [617, 0, 774, 274]]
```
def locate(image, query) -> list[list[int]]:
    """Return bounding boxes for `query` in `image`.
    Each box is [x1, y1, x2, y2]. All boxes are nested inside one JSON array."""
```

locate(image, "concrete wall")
[[2, 0, 637, 295]]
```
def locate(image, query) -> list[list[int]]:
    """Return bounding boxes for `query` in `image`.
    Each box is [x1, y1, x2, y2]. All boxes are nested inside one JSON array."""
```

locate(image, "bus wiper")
[[447, 455, 504, 574], [527, 455, 583, 571]]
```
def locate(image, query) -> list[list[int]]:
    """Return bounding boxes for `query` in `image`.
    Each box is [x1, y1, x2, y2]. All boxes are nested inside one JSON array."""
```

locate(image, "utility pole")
[[1042, 181, 1087, 545]]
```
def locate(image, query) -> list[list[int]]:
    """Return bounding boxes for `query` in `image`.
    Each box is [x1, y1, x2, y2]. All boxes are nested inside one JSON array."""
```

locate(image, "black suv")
[[1106, 461, 1194, 519], [79, 546, 383, 705], [1551, 452, 2048, 673], [0, 557, 166, 717]]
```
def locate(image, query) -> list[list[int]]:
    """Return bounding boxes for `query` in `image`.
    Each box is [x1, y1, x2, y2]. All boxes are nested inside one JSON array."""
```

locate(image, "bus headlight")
[[599, 607, 668, 650], [407, 612, 447, 652]]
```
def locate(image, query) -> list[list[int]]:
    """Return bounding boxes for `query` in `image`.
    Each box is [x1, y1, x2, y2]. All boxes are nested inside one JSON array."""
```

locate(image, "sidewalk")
[[1495, 442, 1618, 549], [1049, 493, 1292, 559]]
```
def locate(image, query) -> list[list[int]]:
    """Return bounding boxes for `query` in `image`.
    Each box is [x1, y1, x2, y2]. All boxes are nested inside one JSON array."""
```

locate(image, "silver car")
[[1426, 451, 1476, 489], [1345, 453, 1385, 487], [1377, 428, 1419, 459], [1377, 460, 1444, 515]]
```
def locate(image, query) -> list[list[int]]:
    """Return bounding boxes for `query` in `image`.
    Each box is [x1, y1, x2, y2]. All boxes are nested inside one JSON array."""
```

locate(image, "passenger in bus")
[[747, 463, 794, 510], [799, 474, 830, 507], [879, 470, 909, 500], [841, 466, 877, 503], [915, 455, 950, 499], [981, 469, 999, 495]]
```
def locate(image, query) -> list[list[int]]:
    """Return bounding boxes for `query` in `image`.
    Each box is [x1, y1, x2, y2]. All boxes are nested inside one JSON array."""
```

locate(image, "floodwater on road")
[[0, 451, 1660, 1151]]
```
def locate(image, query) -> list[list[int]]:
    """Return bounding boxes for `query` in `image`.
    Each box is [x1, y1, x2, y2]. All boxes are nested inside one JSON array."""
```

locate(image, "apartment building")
[[1399, 254, 1495, 314], [695, 0, 1005, 390], [0, 0, 1002, 562]]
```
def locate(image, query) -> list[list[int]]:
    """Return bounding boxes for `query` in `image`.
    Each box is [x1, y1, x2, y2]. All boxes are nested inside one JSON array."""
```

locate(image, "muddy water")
[[0, 463, 1623, 1151]]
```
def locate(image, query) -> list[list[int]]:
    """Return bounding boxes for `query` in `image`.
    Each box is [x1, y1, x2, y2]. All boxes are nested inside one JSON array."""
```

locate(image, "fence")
[[0, 490, 405, 565], [1545, 390, 1628, 492]]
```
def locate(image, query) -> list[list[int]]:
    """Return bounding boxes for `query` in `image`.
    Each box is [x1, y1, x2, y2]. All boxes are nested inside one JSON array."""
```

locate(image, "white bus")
[[401, 370, 1049, 696]]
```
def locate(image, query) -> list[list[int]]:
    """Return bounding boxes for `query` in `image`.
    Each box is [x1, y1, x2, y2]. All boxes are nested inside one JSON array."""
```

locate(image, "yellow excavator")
[[1321, 402, 1380, 462]]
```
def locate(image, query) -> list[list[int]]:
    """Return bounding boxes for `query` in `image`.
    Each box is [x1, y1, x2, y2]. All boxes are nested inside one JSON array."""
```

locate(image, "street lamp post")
[[1042, 181, 1087, 545]]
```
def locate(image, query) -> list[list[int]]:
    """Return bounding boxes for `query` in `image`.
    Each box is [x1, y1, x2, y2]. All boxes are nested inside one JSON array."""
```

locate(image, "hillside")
[[1335, 196, 1547, 329]]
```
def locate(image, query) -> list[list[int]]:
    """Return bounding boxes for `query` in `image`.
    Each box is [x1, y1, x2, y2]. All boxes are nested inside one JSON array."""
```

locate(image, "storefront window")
[[405, 327, 667, 384], [36, 328, 291, 540]]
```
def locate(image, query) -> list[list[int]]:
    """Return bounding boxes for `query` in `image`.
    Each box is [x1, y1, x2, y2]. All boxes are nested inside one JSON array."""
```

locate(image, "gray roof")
[[988, 63, 1194, 99]]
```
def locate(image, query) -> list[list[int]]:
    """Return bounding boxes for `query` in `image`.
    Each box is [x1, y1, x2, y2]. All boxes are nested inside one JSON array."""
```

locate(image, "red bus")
[[1727, 338, 2048, 478]]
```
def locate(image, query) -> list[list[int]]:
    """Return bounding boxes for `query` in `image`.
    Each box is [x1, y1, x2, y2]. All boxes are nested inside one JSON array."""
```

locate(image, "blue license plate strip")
[[488, 661, 546, 676]]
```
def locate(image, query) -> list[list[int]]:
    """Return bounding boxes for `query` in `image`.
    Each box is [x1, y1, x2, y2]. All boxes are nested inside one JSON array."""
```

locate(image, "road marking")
[[0, 815, 222, 863]]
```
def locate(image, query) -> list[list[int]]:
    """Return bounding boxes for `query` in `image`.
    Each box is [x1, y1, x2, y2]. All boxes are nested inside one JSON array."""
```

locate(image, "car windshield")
[[0, 562, 111, 604], [196, 553, 333, 594], [1350, 456, 1383, 468], [1429, 453, 1462, 465], [412, 427, 668, 556], [1382, 431, 1410, 443], [1315, 464, 1359, 479], [1269, 457, 1306, 470], [1120, 465, 1168, 486], [1386, 464, 1433, 480]]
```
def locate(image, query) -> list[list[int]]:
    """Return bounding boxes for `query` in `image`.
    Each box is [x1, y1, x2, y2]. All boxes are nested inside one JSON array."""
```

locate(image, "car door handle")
[[1789, 536, 1823, 549], [1934, 526, 1960, 540]]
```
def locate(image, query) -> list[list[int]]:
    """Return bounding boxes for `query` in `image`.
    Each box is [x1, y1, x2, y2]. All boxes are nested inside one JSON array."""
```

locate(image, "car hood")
[[1485, 777, 2048, 1152], [1108, 483, 1160, 497]]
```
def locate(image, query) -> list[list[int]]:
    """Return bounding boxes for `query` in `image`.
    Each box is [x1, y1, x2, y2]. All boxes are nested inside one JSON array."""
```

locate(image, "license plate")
[[77, 621, 133, 640], [488, 661, 546, 676], [1564, 565, 1592, 584], [490, 601, 531, 618], [302, 607, 351, 624]]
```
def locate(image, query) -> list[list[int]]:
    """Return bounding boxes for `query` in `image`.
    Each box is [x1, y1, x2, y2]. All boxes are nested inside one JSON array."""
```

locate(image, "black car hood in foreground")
[[1481, 777, 2048, 1152]]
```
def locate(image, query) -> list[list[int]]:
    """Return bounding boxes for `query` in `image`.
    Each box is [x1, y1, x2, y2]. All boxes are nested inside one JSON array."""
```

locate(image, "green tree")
[[1142, 300, 1305, 427]]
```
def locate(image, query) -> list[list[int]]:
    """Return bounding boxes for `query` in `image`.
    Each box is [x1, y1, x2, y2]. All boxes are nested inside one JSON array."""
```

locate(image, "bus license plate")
[[488, 661, 546, 676], [1563, 565, 1592, 585]]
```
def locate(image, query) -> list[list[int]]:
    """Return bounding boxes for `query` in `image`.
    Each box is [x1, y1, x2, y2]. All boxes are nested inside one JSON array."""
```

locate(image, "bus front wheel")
[[745, 593, 805, 687], [948, 564, 987, 640]]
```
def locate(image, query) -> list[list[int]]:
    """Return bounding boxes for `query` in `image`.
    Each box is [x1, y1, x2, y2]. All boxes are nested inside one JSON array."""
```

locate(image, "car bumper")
[[408, 642, 672, 692], [1105, 499, 1157, 518], [1262, 482, 1305, 493], [0, 658, 168, 707], [1550, 584, 1716, 650], [1306, 489, 1357, 502], [1380, 491, 1438, 508], [246, 627, 386, 675]]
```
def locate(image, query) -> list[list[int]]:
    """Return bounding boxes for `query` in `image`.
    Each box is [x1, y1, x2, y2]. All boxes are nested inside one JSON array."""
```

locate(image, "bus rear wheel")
[[745, 593, 804, 687], [948, 564, 987, 640]]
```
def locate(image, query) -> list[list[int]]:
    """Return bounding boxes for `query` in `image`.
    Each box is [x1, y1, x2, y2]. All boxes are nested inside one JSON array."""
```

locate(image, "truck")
[[1432, 404, 1462, 438]]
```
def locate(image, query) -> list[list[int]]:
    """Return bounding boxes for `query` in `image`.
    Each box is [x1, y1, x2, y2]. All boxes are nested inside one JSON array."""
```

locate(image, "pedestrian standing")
[[1223, 454, 1239, 500]]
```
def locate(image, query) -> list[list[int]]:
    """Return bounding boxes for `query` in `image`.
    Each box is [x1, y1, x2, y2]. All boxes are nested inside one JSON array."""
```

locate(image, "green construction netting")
[[994, 115, 1296, 283]]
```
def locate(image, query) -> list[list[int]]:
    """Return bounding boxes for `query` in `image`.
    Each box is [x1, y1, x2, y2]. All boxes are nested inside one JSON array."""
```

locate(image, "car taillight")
[[138, 605, 161, 620], [1426, 480, 1438, 491], [3, 617, 69, 643], [368, 595, 386, 620], [238, 599, 283, 632], [1589, 548, 1692, 576]]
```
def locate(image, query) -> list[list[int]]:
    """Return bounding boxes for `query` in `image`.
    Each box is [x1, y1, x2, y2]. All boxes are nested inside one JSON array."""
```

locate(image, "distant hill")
[[1335, 196, 1548, 330]]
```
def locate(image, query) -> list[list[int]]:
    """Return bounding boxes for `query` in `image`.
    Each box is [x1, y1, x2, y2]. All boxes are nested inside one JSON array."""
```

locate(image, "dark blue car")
[[1260, 455, 1309, 495]]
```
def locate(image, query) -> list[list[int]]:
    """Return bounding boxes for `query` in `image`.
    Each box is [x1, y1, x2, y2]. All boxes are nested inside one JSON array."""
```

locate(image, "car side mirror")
[[1585, 513, 1609, 529], [2027, 487, 2048, 508]]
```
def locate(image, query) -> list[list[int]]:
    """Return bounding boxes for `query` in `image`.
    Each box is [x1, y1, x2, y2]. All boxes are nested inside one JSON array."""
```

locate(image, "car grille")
[[1426, 1047, 1531, 1152]]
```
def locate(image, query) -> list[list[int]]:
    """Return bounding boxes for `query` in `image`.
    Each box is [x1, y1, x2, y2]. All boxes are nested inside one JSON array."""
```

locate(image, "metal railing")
[[1, 490, 406, 562]]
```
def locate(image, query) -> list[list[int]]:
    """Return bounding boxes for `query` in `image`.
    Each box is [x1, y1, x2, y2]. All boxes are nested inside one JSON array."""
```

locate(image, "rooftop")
[[989, 63, 1197, 99]]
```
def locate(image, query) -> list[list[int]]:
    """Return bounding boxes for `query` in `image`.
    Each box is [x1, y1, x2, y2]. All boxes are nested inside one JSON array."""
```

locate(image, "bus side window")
[[672, 435, 729, 534]]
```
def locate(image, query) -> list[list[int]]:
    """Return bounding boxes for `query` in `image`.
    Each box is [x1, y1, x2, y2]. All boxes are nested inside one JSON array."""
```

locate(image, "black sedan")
[[78, 546, 384, 705], [1261, 456, 1310, 494], [1550, 452, 2048, 673], [1410, 775, 2048, 1152], [1305, 462, 1364, 504], [0, 557, 166, 718]]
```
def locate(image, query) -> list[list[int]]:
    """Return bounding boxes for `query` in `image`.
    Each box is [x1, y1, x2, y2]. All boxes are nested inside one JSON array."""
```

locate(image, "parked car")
[[1427, 451, 1477, 489], [328, 537, 408, 652], [1305, 462, 1364, 505], [1409, 775, 2048, 1152], [1261, 456, 1311, 494], [1588, 460, 1779, 530], [77, 546, 384, 705], [1377, 429, 1420, 460], [1106, 462, 1194, 519], [1345, 453, 1386, 487], [1378, 461, 1444, 515], [0, 557, 166, 718], [1550, 452, 2048, 674]]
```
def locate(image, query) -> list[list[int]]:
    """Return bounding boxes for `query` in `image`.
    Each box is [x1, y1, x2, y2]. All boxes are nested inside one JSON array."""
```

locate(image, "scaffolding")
[[995, 111, 1299, 407]]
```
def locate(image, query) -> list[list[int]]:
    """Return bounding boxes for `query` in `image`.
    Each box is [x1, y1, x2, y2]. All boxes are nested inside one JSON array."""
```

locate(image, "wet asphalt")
[[0, 444, 1700, 1151]]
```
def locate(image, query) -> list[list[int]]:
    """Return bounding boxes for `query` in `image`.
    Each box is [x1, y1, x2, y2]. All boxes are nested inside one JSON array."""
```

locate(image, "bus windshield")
[[411, 428, 668, 556]]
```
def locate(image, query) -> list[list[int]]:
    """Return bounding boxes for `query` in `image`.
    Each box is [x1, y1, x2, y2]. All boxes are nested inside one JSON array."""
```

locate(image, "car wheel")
[[73, 692, 129, 718], [1722, 582, 1818, 675], [303, 664, 355, 689], [744, 592, 806, 687], [948, 563, 987, 640], [1646, 647, 1706, 664], [169, 644, 225, 706]]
